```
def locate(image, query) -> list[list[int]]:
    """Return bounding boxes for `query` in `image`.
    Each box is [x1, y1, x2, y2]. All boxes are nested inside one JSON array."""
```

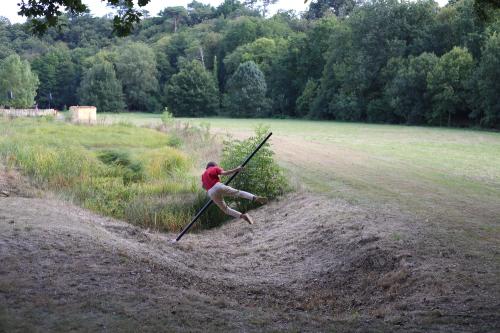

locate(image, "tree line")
[[0, 0, 498, 128]]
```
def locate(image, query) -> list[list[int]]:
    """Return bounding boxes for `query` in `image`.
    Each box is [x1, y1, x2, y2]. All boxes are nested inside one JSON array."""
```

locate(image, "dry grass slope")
[[0, 171, 498, 332]]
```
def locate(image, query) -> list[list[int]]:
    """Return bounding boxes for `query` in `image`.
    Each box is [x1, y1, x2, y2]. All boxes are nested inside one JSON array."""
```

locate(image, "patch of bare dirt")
[[0, 166, 40, 198], [0, 174, 499, 332]]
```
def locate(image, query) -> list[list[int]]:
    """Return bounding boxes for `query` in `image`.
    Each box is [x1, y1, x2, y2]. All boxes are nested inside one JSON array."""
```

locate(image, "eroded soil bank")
[[0, 169, 499, 332]]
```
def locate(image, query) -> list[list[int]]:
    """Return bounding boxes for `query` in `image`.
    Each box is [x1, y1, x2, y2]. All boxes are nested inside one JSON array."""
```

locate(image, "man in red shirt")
[[202, 161, 267, 224]]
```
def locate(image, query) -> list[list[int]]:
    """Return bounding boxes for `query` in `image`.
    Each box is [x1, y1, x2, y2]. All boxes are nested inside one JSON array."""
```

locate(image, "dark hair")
[[206, 161, 217, 169]]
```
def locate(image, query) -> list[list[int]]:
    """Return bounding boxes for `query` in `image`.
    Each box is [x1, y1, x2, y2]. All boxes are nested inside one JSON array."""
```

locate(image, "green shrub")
[[161, 108, 174, 126], [220, 125, 289, 212], [166, 135, 182, 148]]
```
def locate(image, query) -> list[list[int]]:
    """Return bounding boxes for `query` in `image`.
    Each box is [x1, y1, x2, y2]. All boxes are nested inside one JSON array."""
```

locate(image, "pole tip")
[[171, 239, 178, 244]]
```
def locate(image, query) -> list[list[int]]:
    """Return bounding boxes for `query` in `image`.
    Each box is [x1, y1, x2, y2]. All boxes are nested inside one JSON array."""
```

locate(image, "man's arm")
[[220, 166, 243, 176]]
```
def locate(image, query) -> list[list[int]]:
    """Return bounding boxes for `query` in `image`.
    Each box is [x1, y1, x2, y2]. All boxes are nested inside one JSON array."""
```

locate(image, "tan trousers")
[[207, 183, 254, 218]]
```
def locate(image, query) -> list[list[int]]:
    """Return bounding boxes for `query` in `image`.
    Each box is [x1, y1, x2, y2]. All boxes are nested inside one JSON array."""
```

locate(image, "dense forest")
[[0, 0, 499, 128]]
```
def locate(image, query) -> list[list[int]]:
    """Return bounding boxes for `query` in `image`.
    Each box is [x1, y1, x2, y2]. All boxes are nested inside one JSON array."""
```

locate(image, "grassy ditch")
[[0, 116, 220, 232]]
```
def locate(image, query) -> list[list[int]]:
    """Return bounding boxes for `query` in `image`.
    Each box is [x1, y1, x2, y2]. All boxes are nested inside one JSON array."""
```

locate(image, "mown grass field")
[[100, 113, 500, 241]]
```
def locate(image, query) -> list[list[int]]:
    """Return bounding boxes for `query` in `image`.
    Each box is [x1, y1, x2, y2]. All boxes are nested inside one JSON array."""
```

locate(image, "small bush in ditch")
[[220, 125, 289, 212]]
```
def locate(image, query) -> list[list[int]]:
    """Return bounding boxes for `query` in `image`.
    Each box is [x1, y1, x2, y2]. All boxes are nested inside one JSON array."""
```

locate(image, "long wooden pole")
[[173, 132, 273, 242]]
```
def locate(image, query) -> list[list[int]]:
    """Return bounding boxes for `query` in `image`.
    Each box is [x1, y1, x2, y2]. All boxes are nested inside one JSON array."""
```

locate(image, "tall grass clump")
[[1, 141, 97, 188], [140, 147, 189, 179], [124, 194, 197, 231]]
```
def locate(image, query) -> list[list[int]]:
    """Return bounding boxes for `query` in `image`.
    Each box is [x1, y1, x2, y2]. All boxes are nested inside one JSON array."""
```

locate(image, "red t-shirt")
[[201, 166, 223, 190]]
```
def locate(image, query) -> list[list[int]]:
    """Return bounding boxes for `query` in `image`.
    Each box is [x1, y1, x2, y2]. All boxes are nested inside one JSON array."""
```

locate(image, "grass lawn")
[[99, 113, 500, 238]]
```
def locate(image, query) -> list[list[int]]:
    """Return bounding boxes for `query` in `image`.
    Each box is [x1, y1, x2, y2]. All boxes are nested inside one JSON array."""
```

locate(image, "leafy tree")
[[223, 36, 289, 115], [384, 53, 439, 125], [223, 61, 270, 117], [311, 0, 439, 121], [114, 42, 160, 112], [308, 20, 354, 119], [300, 16, 342, 84], [215, 0, 251, 18], [256, 14, 296, 38], [198, 32, 224, 71], [31, 45, 78, 109], [187, 1, 216, 25], [158, 31, 199, 74], [0, 17, 15, 61], [165, 60, 219, 116], [243, 0, 279, 16], [306, 0, 362, 19], [18, 0, 152, 36], [48, 15, 114, 49], [153, 36, 176, 87], [217, 12, 292, 90], [268, 16, 341, 117], [296, 79, 319, 117], [0, 45, 14, 62], [223, 37, 285, 78], [0, 54, 39, 108], [474, 32, 500, 127], [427, 46, 475, 126], [77, 60, 125, 113], [159, 6, 189, 33], [218, 16, 262, 88], [473, 0, 500, 22], [433, 0, 485, 58], [13, 36, 50, 61], [260, 31, 305, 117], [222, 16, 261, 54]]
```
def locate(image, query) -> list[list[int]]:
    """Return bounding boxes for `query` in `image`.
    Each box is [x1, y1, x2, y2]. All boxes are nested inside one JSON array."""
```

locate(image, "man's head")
[[206, 161, 217, 169]]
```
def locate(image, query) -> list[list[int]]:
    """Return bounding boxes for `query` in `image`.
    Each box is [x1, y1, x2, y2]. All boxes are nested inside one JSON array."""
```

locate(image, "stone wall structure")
[[69, 106, 97, 123], [0, 108, 57, 117]]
